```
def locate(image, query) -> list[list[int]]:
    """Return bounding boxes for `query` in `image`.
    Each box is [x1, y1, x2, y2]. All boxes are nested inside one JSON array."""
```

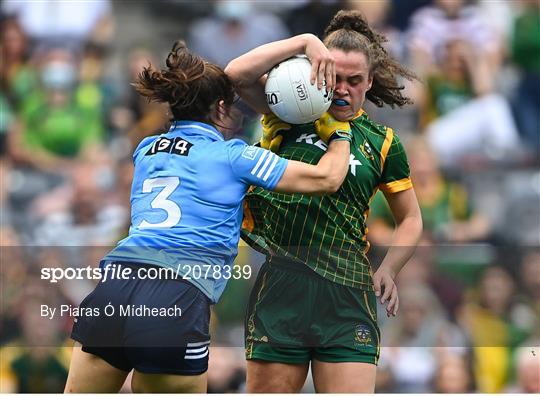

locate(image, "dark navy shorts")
[[71, 262, 211, 375]]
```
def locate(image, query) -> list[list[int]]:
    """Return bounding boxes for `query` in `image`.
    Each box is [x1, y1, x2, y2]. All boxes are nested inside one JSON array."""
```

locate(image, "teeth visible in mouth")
[[333, 99, 349, 106]]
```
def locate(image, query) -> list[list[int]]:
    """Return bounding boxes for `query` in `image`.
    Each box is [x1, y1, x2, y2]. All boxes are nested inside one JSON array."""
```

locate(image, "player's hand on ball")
[[303, 33, 335, 90], [314, 112, 352, 144], [260, 113, 291, 152], [373, 267, 399, 317]]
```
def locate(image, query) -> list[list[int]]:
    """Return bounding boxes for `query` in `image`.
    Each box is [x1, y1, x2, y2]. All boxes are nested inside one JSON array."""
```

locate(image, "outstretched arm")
[[274, 139, 349, 194], [272, 113, 352, 195], [225, 34, 335, 114]]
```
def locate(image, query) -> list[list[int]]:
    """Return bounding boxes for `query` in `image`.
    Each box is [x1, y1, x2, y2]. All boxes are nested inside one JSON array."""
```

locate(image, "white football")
[[265, 55, 333, 124]]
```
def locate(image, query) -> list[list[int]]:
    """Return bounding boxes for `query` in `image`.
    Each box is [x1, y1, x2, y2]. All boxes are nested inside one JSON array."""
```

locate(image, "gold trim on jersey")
[[380, 127, 394, 172], [379, 177, 413, 194], [352, 108, 365, 120]]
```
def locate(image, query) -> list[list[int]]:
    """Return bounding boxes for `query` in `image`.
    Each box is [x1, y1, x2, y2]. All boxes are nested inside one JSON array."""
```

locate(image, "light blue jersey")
[[104, 121, 288, 302]]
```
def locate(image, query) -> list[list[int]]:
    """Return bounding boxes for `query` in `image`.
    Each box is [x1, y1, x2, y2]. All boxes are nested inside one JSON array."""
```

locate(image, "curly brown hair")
[[324, 10, 417, 108], [133, 40, 235, 123]]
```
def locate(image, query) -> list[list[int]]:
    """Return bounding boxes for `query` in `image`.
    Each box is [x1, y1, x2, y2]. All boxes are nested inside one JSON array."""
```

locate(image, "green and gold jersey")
[[241, 110, 412, 290]]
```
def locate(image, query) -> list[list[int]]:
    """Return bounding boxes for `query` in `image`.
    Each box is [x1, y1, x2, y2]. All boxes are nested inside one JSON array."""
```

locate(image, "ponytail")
[[324, 10, 417, 108]]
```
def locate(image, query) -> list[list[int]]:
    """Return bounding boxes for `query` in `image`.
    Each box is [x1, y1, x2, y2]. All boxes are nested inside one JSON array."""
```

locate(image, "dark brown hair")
[[324, 10, 416, 108], [133, 40, 235, 122]]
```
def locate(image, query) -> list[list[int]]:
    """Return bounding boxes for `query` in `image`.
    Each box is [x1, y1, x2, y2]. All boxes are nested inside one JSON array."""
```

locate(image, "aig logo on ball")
[[294, 80, 308, 101], [265, 55, 333, 124]]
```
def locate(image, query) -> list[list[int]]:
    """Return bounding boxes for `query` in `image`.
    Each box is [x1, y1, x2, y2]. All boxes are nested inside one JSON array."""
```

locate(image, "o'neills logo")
[[294, 81, 307, 101]]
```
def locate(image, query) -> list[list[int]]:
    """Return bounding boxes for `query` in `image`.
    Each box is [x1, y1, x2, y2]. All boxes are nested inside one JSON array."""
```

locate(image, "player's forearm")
[[225, 34, 313, 87], [378, 214, 423, 278], [313, 139, 350, 192], [274, 140, 350, 194]]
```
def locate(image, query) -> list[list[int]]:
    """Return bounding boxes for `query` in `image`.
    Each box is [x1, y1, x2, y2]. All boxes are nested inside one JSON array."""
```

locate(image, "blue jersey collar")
[[169, 120, 224, 141]]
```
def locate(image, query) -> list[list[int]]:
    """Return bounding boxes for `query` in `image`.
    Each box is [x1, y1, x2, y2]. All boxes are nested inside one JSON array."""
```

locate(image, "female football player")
[[226, 10, 423, 393], [64, 40, 351, 393]]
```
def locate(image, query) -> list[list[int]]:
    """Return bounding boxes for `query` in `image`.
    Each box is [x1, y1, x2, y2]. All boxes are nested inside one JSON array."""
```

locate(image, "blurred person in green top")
[[415, 39, 521, 167], [0, 16, 38, 110], [8, 48, 104, 172]]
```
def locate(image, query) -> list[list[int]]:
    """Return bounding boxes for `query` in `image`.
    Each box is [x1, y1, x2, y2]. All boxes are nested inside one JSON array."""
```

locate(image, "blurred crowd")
[[1, 0, 539, 393]]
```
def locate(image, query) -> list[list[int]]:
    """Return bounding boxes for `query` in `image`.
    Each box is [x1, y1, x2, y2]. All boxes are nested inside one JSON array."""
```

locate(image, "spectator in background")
[[8, 48, 105, 173], [8, 298, 69, 393], [1, 278, 70, 393], [368, 138, 491, 243], [31, 159, 127, 247], [189, 0, 289, 68], [418, 39, 521, 167], [392, 236, 465, 321], [380, 283, 467, 392], [408, 0, 503, 78], [1, 0, 113, 52], [509, 342, 540, 393], [78, 42, 118, 139], [0, 16, 38, 110], [513, 249, 540, 335], [511, 0, 540, 158], [458, 265, 531, 393], [433, 352, 476, 392]]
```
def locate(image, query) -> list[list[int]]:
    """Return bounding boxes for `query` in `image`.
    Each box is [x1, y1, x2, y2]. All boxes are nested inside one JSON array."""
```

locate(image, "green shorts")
[[245, 258, 380, 365]]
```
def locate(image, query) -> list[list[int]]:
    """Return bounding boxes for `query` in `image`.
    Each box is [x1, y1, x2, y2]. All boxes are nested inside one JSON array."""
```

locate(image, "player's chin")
[[329, 105, 353, 122]]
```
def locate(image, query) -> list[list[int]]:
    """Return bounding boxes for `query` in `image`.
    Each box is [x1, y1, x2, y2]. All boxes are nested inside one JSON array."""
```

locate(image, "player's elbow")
[[317, 174, 343, 194], [398, 211, 424, 243], [325, 178, 342, 194], [224, 61, 246, 87]]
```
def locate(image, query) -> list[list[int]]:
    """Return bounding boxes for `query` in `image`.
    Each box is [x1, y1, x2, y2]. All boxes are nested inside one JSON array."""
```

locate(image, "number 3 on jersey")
[[139, 176, 181, 229]]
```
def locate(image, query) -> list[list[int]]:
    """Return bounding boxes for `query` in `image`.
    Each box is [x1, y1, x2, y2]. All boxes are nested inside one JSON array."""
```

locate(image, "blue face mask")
[[41, 61, 76, 90]]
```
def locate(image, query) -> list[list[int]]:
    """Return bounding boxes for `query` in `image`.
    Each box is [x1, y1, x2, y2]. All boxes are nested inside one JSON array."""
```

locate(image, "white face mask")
[[214, 0, 252, 21], [41, 61, 76, 90]]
